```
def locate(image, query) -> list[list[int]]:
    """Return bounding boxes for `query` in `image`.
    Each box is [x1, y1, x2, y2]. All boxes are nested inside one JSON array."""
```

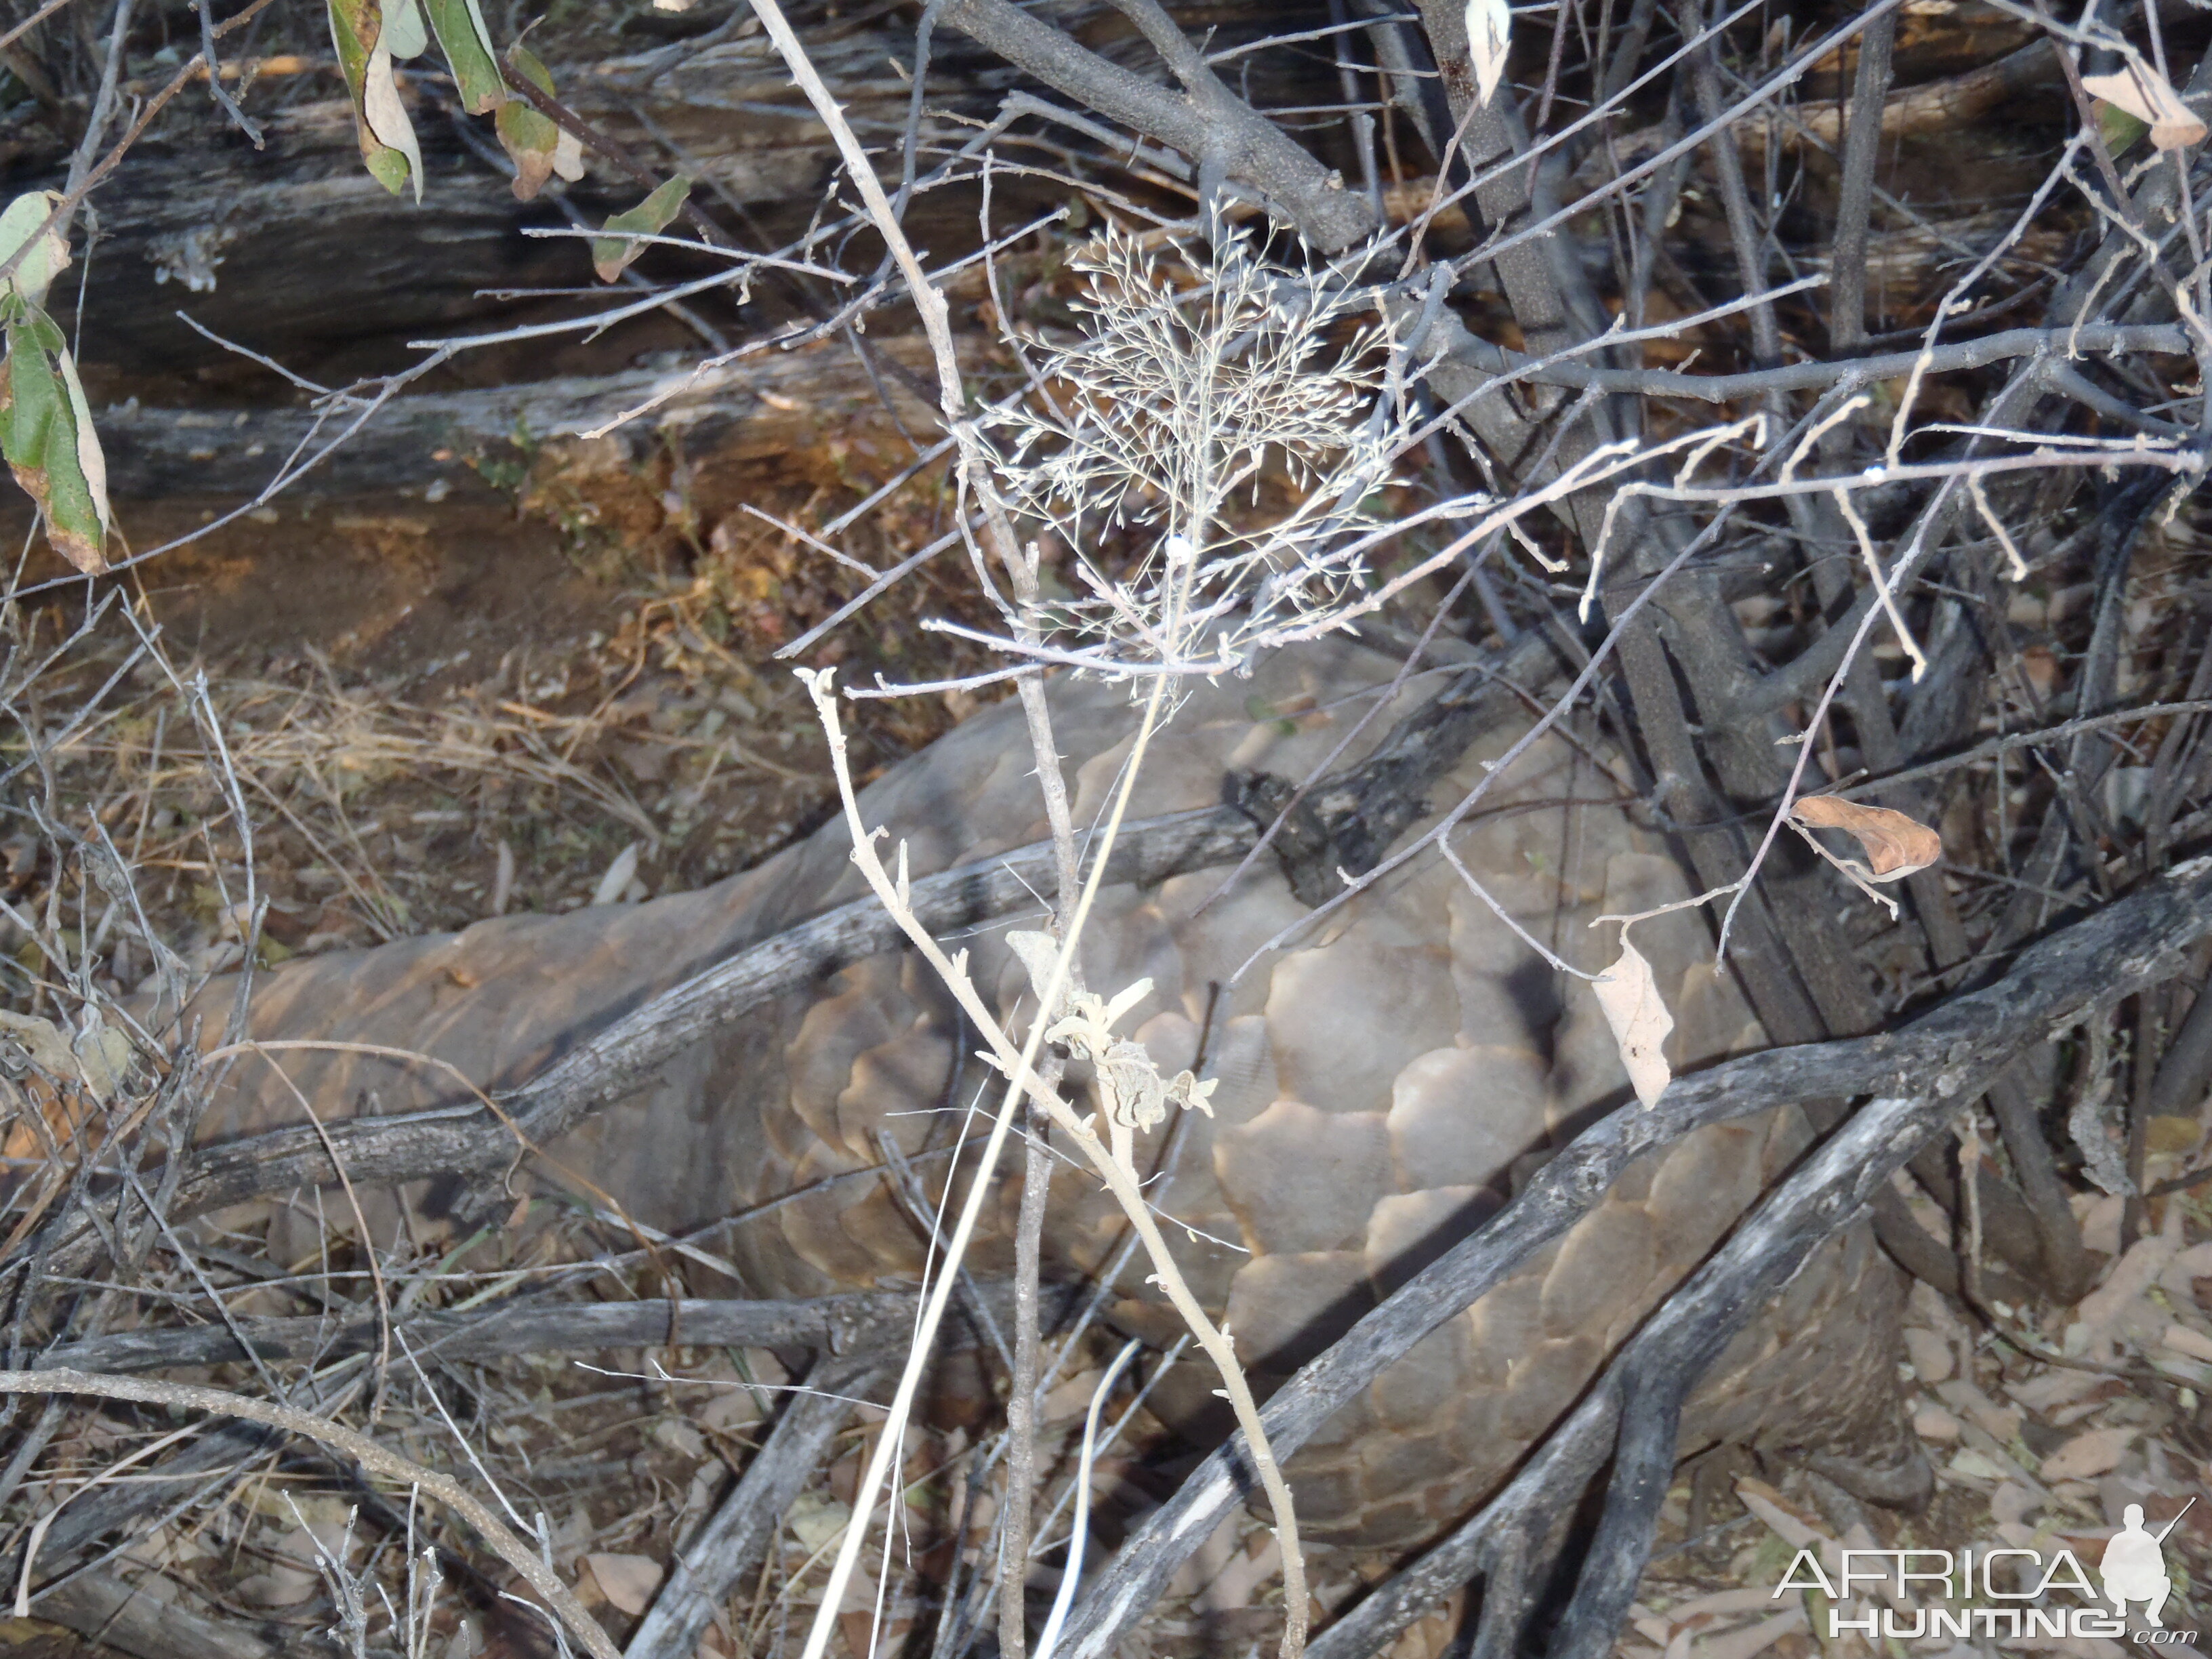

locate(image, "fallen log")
[[94, 336, 941, 499]]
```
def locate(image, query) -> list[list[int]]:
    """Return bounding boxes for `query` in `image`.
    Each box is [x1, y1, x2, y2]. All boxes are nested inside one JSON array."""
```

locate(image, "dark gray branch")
[[938, 0, 1378, 248], [1435, 323, 2190, 405], [1826, 5, 1894, 353], [35, 1567, 285, 1659], [96, 349, 931, 499]]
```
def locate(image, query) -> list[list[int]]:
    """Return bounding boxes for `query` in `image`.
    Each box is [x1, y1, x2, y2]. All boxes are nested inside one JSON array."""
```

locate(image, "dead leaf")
[[1592, 930, 1673, 1109], [1789, 795, 1941, 880], [72, 1021, 131, 1102], [591, 840, 642, 905], [240, 1521, 350, 1607], [1734, 1476, 1831, 1553], [699, 1387, 762, 1431], [581, 1553, 663, 1616], [1692, 1609, 1807, 1659], [2039, 1425, 2135, 1481], [0, 1009, 128, 1101], [2146, 1115, 2201, 1156], [2159, 1324, 2212, 1364], [1463, 0, 1511, 106], [1040, 1366, 1103, 1422], [1902, 1326, 1954, 1384], [1912, 1403, 1963, 1441], [2082, 51, 2207, 152], [0, 192, 68, 308], [786, 1490, 850, 1553], [1194, 1535, 1281, 1614]]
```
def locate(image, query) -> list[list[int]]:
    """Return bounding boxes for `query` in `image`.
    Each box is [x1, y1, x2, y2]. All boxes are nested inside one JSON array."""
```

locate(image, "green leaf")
[[2097, 99, 2151, 155], [327, 0, 423, 201], [506, 39, 556, 96], [592, 176, 692, 283], [1244, 693, 1296, 737], [0, 296, 110, 574], [494, 43, 581, 201], [422, 0, 504, 115], [382, 0, 428, 58], [495, 100, 560, 199], [0, 191, 68, 308]]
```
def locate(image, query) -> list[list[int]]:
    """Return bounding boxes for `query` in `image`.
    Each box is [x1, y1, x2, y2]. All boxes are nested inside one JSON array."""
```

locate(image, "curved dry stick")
[[0, 1368, 619, 1659]]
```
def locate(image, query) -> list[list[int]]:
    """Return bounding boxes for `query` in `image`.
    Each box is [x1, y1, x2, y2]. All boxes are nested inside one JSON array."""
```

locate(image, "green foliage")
[[0, 194, 108, 573], [327, 0, 424, 201], [2097, 100, 2151, 155], [327, 0, 538, 200], [593, 177, 693, 283], [422, 0, 506, 113], [496, 43, 585, 201]]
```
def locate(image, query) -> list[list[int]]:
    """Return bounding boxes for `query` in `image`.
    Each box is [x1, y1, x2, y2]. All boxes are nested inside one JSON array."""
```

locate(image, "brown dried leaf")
[[1591, 930, 1673, 1109], [582, 1553, 663, 1616], [1788, 795, 1942, 880], [2037, 1425, 2135, 1481], [2083, 56, 2207, 152]]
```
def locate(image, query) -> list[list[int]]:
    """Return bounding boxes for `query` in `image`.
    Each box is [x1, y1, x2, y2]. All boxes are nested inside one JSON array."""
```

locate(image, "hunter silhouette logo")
[[1774, 1497, 2199, 1644], [2102, 1501, 2190, 1626]]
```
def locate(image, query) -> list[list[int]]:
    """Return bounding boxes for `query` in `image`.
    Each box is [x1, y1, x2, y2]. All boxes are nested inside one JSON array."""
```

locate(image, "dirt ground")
[[0, 420, 1010, 994]]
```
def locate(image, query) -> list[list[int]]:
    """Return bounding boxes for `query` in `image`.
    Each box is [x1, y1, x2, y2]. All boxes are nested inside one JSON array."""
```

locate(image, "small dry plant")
[[975, 225, 1396, 673], [787, 209, 1456, 1659]]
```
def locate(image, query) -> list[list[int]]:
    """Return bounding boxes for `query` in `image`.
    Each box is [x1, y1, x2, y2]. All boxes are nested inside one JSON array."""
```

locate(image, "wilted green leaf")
[[327, 0, 423, 201], [0, 192, 68, 308], [495, 99, 559, 199], [0, 296, 110, 574], [495, 43, 583, 201], [422, 0, 504, 115], [592, 176, 692, 283]]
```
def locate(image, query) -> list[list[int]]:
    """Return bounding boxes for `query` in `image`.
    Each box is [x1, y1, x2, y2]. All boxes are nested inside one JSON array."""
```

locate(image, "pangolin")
[[187, 633, 1923, 1546]]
